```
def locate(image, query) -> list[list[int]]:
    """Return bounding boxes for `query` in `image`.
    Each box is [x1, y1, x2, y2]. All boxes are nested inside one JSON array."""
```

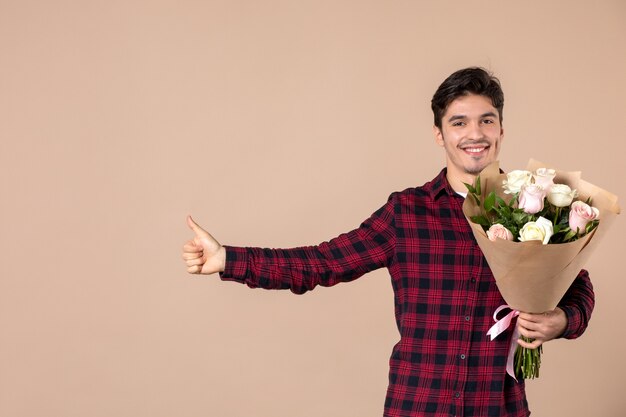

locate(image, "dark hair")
[[431, 67, 504, 129]]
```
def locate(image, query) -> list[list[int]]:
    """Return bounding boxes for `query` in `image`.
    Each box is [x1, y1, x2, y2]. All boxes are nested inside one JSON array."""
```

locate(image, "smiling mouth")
[[461, 145, 490, 155]]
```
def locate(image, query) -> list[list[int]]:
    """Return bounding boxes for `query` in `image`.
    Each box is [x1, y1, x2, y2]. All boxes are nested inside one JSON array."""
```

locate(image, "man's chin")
[[467, 154, 499, 174], [465, 162, 491, 175]]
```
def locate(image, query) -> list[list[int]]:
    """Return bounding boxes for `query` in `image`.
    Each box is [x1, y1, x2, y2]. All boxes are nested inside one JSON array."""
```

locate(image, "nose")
[[466, 121, 484, 140]]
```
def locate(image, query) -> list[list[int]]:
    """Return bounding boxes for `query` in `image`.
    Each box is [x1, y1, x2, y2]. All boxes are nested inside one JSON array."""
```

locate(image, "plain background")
[[1, 1, 625, 416]]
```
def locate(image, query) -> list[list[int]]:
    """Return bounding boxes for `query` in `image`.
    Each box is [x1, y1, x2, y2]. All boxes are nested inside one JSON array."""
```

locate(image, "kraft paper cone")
[[462, 160, 620, 313]]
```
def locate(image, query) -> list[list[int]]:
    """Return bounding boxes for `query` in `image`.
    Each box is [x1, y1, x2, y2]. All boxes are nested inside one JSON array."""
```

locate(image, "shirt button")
[[471, 278, 476, 283], [454, 392, 461, 398], [460, 354, 466, 360], [465, 316, 471, 322]]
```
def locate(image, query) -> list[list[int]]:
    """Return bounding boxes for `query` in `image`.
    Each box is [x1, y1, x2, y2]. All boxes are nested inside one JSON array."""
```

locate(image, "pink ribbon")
[[486, 304, 520, 381]]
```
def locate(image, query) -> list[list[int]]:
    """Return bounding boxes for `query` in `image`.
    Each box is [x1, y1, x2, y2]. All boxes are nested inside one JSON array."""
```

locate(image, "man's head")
[[431, 67, 505, 189], [431, 67, 504, 129]]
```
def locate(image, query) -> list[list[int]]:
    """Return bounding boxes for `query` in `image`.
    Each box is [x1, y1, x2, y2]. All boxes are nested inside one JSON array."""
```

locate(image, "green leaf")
[[563, 229, 577, 242], [470, 215, 491, 228], [463, 182, 476, 194], [585, 220, 599, 234], [512, 211, 531, 225], [475, 176, 481, 195], [556, 210, 570, 225], [484, 191, 496, 213]]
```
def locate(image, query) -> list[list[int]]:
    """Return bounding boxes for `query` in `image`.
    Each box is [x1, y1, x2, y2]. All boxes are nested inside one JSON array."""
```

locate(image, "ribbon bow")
[[486, 304, 520, 381]]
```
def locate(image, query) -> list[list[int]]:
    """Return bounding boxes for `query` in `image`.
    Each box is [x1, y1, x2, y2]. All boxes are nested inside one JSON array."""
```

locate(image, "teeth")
[[465, 147, 485, 153]]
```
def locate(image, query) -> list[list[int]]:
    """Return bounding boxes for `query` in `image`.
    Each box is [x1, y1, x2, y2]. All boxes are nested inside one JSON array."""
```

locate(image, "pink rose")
[[518, 184, 546, 214], [569, 201, 600, 234], [533, 168, 556, 191], [486, 223, 514, 242]]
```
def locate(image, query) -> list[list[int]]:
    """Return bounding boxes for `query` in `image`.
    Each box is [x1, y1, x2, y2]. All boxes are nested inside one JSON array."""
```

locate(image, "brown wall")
[[1, 1, 625, 416]]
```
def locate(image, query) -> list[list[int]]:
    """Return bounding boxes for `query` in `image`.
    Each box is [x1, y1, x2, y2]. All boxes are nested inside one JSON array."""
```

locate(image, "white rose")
[[533, 168, 556, 191], [519, 216, 554, 244], [547, 184, 578, 207], [503, 170, 533, 194]]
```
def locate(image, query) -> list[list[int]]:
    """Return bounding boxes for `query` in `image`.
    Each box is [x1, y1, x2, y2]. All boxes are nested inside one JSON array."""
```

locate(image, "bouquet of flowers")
[[462, 159, 620, 380]]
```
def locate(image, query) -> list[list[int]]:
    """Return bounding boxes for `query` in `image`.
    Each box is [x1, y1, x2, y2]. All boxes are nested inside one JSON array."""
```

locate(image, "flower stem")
[[515, 336, 542, 379], [553, 206, 561, 225]]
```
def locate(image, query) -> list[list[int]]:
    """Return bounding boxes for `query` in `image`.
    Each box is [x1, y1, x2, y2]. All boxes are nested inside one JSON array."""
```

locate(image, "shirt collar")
[[424, 168, 463, 200]]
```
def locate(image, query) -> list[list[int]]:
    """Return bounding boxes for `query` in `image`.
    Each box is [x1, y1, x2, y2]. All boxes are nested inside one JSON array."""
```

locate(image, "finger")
[[517, 325, 542, 340], [187, 264, 202, 274], [517, 324, 529, 338], [516, 317, 540, 331], [183, 242, 203, 252], [519, 321, 551, 341], [182, 252, 203, 260], [517, 337, 543, 349], [187, 215, 210, 238], [186, 257, 205, 267], [517, 312, 544, 323]]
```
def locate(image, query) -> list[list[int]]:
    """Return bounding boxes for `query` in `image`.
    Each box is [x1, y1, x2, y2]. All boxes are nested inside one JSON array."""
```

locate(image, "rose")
[[486, 224, 514, 242], [533, 168, 556, 191], [503, 170, 533, 194], [569, 201, 600, 234], [519, 216, 554, 244], [518, 184, 546, 214], [547, 184, 578, 207]]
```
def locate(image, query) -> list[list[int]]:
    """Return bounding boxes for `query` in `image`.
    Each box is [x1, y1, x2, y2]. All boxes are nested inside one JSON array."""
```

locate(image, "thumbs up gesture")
[[182, 216, 226, 274]]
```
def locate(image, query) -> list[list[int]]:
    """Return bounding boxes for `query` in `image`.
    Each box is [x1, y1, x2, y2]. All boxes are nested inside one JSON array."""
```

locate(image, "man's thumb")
[[187, 215, 210, 238]]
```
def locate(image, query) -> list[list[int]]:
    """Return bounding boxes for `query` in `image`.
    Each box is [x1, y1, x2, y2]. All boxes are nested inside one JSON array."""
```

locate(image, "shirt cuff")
[[559, 304, 582, 339], [219, 245, 250, 283]]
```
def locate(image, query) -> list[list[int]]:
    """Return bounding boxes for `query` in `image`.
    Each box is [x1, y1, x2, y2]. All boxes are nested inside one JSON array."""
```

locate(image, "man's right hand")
[[182, 216, 226, 275]]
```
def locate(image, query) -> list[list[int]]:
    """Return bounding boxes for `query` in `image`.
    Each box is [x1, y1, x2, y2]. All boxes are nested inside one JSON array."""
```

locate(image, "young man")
[[181, 68, 594, 417]]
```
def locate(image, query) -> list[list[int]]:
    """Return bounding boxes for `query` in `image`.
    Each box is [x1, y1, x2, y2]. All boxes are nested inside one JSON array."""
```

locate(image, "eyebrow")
[[447, 112, 498, 123]]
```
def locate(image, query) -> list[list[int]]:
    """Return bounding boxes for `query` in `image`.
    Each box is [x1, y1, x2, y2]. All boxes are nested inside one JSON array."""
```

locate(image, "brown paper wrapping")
[[462, 159, 620, 313]]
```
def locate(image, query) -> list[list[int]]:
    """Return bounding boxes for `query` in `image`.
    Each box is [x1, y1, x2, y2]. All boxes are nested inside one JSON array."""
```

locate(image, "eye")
[[451, 121, 465, 127], [482, 119, 495, 125]]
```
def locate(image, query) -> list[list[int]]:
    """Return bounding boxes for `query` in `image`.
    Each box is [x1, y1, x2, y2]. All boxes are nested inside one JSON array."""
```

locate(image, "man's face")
[[433, 94, 504, 179]]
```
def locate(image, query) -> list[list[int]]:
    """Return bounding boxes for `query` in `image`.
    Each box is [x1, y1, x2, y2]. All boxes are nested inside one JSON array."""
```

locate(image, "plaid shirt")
[[220, 168, 594, 417]]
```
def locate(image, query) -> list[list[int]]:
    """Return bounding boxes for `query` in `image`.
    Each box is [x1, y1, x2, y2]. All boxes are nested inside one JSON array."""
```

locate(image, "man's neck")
[[446, 171, 477, 194]]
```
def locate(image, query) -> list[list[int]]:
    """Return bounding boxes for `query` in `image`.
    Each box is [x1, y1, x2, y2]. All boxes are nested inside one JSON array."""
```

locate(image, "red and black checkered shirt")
[[220, 168, 594, 417]]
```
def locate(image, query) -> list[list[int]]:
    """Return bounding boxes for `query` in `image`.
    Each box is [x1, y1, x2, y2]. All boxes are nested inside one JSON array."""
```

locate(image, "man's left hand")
[[516, 308, 568, 349]]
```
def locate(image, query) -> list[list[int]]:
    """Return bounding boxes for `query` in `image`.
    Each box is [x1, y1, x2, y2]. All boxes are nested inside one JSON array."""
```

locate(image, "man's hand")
[[516, 307, 568, 349], [182, 216, 226, 275]]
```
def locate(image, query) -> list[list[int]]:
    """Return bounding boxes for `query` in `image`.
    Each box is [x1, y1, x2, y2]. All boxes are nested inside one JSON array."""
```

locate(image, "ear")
[[433, 125, 444, 147]]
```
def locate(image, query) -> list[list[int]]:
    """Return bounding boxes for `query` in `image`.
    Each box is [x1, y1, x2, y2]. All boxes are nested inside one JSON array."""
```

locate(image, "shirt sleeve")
[[558, 269, 594, 339], [218, 193, 397, 294]]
